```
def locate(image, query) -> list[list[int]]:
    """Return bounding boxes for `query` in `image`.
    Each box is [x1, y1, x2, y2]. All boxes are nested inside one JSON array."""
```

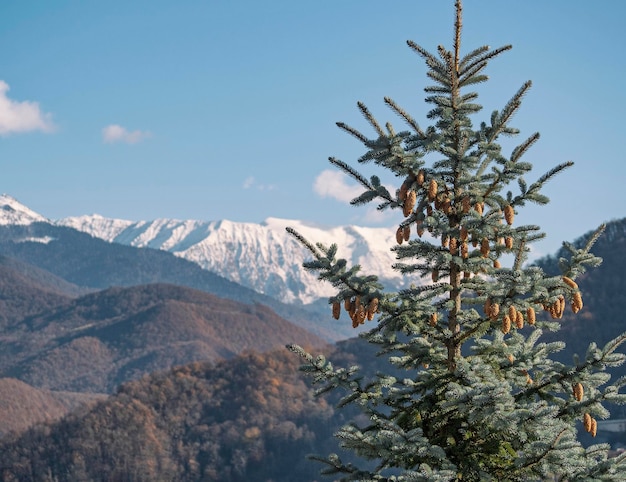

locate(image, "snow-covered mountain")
[[0, 194, 47, 225], [0, 194, 421, 305], [56, 216, 415, 304]]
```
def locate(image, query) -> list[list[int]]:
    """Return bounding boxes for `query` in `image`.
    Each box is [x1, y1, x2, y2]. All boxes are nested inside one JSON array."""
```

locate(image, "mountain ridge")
[[1, 282, 325, 393], [0, 194, 419, 306], [57, 214, 415, 305]]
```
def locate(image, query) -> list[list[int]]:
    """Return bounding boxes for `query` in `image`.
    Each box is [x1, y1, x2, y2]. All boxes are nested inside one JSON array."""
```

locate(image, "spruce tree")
[[287, 2, 626, 480]]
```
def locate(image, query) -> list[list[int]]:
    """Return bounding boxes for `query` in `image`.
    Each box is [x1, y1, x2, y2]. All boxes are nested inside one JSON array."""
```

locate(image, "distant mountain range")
[[0, 217, 360, 341], [0, 194, 417, 306]]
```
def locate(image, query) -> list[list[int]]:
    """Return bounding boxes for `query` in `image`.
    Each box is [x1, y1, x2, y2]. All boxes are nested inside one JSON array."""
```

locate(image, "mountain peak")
[[0, 194, 47, 225]]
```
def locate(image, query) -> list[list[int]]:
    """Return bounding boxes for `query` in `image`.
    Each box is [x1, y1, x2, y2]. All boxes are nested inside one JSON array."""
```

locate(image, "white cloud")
[[313, 169, 363, 203], [102, 124, 151, 144], [363, 206, 392, 223], [243, 176, 255, 189], [0, 81, 55, 135], [314, 169, 400, 225], [242, 176, 275, 191]]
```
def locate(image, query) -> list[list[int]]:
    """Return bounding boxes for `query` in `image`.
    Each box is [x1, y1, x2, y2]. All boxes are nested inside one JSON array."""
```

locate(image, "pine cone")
[[398, 180, 410, 201], [449, 237, 458, 255], [367, 298, 379, 320], [572, 292, 583, 313], [508, 305, 517, 321], [515, 310, 524, 329], [428, 179, 438, 202], [349, 305, 358, 326], [357, 304, 366, 325], [403, 190, 416, 217], [494, 259, 501, 269], [462, 195, 471, 214], [505, 236, 514, 249], [415, 220, 423, 237], [526, 307, 536, 325], [475, 202, 484, 215], [558, 295, 566, 318], [591, 418, 597, 437], [460, 226, 468, 241], [501, 315, 511, 334], [573, 382, 584, 401], [429, 313, 438, 327], [480, 238, 490, 258], [563, 276, 578, 290], [332, 301, 341, 320], [442, 235, 450, 248], [417, 169, 425, 186], [504, 205, 515, 225], [490, 302, 500, 320], [396, 227, 404, 245], [403, 225, 411, 242], [350, 297, 359, 318], [432, 270, 439, 282]]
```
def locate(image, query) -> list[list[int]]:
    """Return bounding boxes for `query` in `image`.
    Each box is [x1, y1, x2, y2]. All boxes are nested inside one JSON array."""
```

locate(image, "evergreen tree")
[[288, 2, 626, 480]]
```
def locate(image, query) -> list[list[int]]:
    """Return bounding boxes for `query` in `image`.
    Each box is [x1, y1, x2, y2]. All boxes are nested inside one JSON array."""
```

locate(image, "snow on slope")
[[58, 214, 421, 305], [0, 194, 47, 225], [59, 214, 134, 241]]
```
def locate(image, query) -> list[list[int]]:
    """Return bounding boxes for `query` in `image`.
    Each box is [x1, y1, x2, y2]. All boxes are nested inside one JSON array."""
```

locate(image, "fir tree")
[[287, 2, 626, 480]]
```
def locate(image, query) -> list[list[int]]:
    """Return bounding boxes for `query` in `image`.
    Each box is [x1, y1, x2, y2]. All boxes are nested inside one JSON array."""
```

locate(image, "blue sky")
[[1, 1, 625, 257]]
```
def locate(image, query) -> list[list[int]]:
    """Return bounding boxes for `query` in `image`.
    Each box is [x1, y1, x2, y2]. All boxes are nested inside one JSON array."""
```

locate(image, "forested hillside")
[[0, 378, 103, 438], [0, 258, 75, 330], [0, 348, 355, 482], [0, 283, 324, 393]]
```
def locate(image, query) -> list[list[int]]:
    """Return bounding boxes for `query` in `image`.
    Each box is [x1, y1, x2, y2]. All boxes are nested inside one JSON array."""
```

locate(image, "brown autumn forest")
[[1, 282, 324, 393], [0, 219, 625, 480], [0, 349, 349, 481]]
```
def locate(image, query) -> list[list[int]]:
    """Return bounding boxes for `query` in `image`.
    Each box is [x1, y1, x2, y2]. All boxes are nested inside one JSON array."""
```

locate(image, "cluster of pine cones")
[[331, 297, 379, 328]]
